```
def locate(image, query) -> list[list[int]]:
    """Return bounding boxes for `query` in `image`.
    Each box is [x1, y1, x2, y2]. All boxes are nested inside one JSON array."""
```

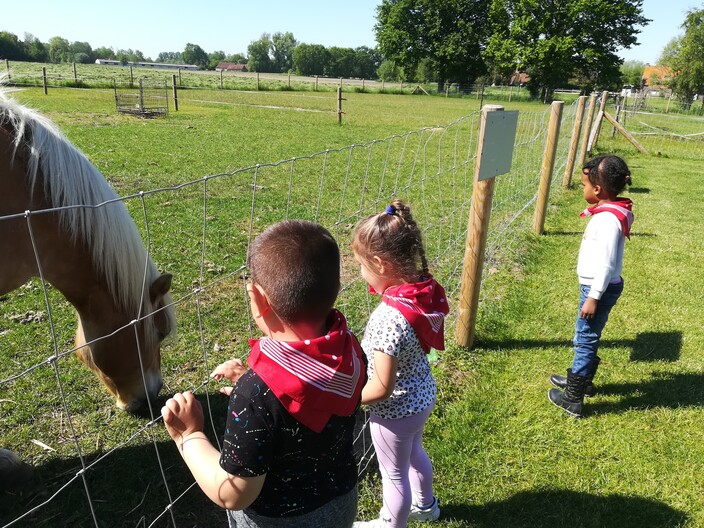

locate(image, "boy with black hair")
[[162, 220, 365, 527]]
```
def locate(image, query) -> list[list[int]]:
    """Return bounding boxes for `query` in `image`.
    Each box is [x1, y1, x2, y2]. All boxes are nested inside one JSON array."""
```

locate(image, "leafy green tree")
[[247, 34, 273, 72], [414, 57, 436, 83], [70, 41, 94, 63], [25, 37, 49, 62], [669, 8, 704, 104], [48, 36, 71, 63], [658, 37, 680, 67], [116, 50, 130, 65], [327, 46, 356, 77], [483, 0, 517, 84], [0, 31, 26, 60], [157, 51, 182, 63], [182, 43, 208, 68], [293, 43, 330, 76], [94, 46, 116, 60], [226, 52, 247, 64], [209, 50, 226, 70], [486, 0, 649, 101], [271, 32, 297, 72], [353, 46, 381, 79], [375, 0, 491, 91], [377, 59, 402, 81], [19, 33, 48, 62], [620, 60, 645, 87]]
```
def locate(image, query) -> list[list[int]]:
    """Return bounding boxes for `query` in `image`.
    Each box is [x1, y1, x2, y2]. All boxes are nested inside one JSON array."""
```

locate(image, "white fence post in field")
[[577, 94, 598, 171], [533, 100, 565, 234], [456, 105, 518, 348], [563, 95, 587, 188]]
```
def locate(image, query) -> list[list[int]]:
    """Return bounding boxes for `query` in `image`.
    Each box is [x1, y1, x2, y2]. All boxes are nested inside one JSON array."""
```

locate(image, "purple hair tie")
[[385, 205, 396, 215]]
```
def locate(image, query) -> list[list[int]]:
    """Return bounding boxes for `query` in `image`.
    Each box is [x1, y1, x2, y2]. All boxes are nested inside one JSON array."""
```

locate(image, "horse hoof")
[[0, 449, 34, 488]]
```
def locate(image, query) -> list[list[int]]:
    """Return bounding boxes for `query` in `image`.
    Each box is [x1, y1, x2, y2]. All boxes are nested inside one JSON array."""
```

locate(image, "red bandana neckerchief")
[[580, 198, 634, 239], [370, 276, 449, 354], [247, 309, 364, 433]]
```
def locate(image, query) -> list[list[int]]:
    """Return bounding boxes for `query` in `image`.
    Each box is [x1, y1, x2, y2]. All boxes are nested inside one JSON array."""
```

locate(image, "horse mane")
[[0, 89, 175, 340]]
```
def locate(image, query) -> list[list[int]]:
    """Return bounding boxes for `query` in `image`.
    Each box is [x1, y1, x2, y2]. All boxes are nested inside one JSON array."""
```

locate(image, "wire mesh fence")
[[0, 94, 676, 527]]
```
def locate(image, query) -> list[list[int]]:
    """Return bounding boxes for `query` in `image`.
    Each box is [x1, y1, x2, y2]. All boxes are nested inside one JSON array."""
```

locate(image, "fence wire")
[[2, 103, 577, 527]]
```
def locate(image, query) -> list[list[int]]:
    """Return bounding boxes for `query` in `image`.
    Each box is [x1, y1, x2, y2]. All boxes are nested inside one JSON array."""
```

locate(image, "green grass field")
[[0, 85, 702, 527]]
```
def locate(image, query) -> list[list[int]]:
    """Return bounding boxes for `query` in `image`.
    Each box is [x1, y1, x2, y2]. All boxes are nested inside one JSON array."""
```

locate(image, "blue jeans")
[[571, 280, 624, 377]]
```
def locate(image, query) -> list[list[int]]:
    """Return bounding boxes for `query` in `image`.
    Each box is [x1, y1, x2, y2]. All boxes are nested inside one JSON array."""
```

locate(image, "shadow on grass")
[[0, 392, 231, 527], [442, 489, 687, 528], [0, 395, 376, 528], [589, 371, 704, 414], [478, 330, 683, 362], [0, 439, 224, 528]]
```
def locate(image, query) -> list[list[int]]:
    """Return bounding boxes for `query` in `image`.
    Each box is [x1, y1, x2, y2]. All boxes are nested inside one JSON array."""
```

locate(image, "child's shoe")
[[409, 496, 441, 521]]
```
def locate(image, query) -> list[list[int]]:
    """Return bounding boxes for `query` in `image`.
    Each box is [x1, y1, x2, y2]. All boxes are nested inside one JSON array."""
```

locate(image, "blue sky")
[[1, 0, 699, 65]]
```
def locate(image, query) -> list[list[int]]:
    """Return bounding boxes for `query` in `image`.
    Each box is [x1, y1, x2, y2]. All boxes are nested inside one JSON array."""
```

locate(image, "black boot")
[[548, 370, 590, 417], [549, 357, 600, 396]]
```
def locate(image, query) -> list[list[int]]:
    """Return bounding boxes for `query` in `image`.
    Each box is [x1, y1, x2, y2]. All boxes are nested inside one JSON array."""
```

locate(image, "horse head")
[[75, 273, 175, 412]]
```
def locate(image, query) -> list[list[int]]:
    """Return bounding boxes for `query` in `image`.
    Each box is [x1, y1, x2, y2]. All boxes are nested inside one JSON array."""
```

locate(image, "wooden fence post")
[[129, 65, 134, 87], [612, 104, 622, 138], [5, 59, 10, 83], [172, 74, 179, 111], [576, 94, 598, 170], [257, 72, 260, 90], [220, 69, 223, 89], [337, 87, 344, 124], [562, 95, 587, 188], [533, 101, 564, 234], [589, 90, 609, 152], [455, 105, 504, 349], [73, 62, 78, 85], [42, 66, 48, 95]]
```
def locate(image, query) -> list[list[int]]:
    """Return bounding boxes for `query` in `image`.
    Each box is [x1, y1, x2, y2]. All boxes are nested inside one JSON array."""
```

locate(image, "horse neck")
[[38, 224, 131, 333]]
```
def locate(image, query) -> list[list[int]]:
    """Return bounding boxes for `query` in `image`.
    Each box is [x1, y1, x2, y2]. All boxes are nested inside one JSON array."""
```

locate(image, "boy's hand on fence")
[[211, 359, 248, 395], [161, 391, 204, 445]]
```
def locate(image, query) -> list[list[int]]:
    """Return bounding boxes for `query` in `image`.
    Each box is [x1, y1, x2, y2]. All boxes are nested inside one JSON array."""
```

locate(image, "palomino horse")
[[0, 91, 176, 480]]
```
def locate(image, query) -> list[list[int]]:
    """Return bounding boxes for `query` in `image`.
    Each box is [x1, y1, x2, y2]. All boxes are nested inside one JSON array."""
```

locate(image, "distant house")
[[642, 65, 672, 90], [215, 62, 248, 72], [509, 71, 529, 86]]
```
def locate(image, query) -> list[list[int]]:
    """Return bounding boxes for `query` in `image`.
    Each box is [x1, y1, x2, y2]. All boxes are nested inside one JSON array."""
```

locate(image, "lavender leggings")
[[370, 402, 435, 528]]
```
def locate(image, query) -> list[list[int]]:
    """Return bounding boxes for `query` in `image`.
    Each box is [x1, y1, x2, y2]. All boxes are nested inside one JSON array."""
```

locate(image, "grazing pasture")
[[1, 86, 702, 527]]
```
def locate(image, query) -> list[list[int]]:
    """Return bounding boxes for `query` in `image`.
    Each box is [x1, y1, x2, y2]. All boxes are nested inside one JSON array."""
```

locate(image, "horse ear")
[[150, 273, 173, 303]]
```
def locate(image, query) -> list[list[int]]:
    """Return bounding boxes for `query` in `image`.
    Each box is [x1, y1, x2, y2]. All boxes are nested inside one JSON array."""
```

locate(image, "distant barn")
[[215, 62, 248, 73]]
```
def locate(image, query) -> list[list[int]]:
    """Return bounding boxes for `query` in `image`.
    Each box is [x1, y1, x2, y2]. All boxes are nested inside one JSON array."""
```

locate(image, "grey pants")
[[227, 486, 358, 528]]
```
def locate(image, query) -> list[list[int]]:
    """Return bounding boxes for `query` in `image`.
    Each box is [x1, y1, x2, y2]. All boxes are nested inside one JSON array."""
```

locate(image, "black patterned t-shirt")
[[219, 369, 358, 518]]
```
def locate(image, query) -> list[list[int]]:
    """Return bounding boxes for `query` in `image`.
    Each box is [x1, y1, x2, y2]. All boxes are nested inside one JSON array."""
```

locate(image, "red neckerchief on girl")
[[247, 309, 365, 433], [580, 198, 634, 239], [370, 276, 449, 354]]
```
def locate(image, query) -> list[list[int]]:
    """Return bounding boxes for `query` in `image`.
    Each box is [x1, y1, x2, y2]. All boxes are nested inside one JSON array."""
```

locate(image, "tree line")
[[3, 1, 703, 103]]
